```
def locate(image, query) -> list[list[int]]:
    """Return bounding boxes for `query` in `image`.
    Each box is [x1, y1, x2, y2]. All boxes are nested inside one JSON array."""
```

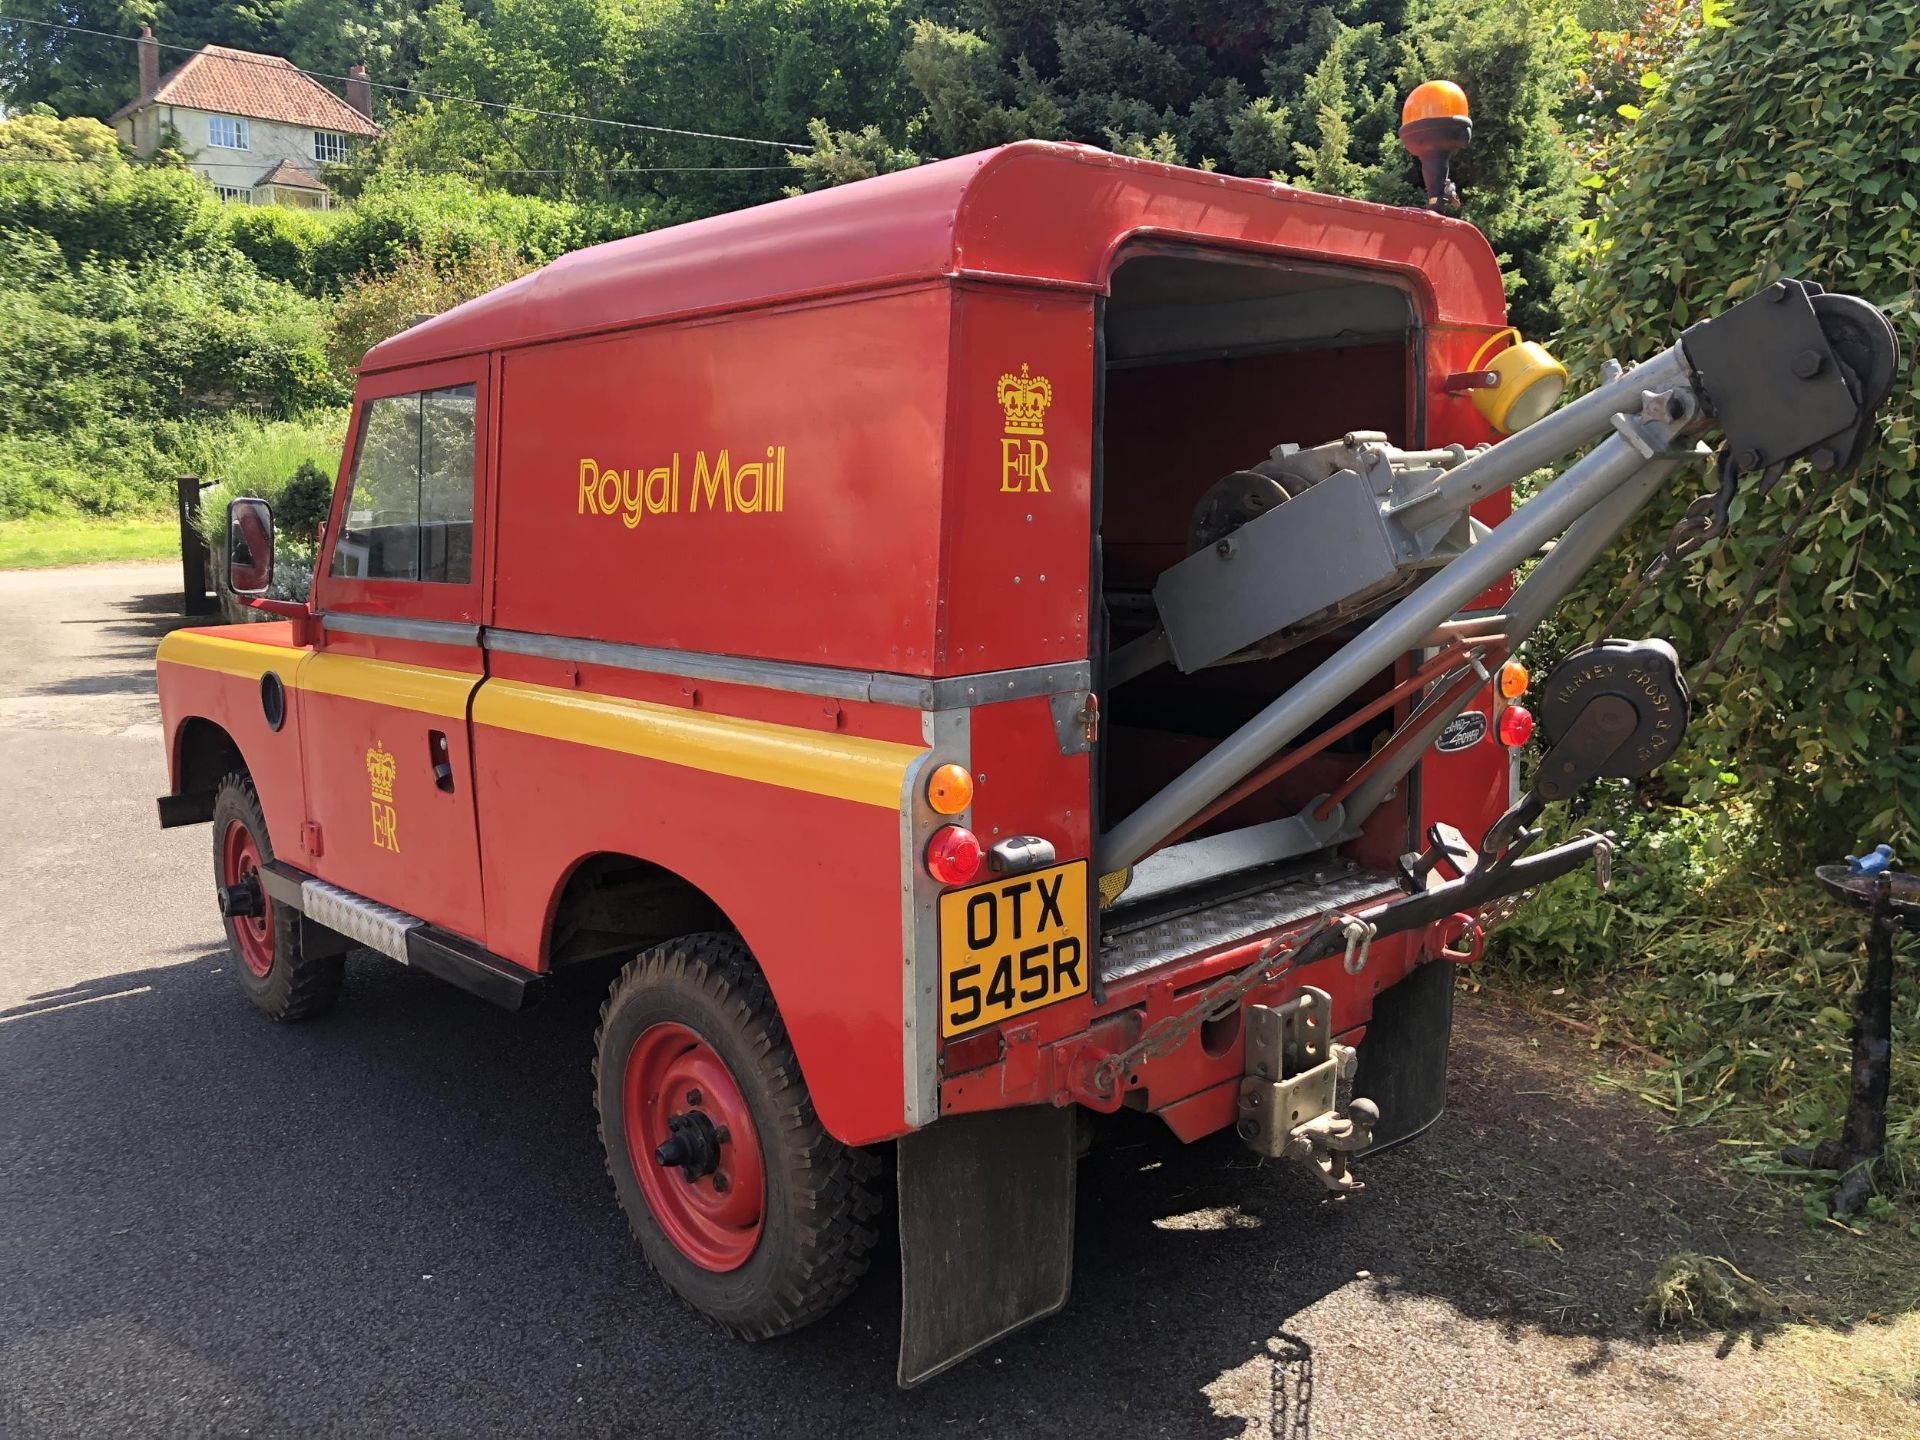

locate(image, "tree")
[[795, 0, 1583, 337], [0, 108, 126, 163], [1563, 0, 1920, 860], [383, 0, 913, 216], [0, 0, 434, 120]]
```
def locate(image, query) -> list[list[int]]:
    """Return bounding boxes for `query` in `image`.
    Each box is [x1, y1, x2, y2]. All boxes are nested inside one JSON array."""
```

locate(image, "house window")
[[213, 185, 252, 204], [313, 131, 349, 164], [330, 386, 478, 584], [207, 115, 249, 149]]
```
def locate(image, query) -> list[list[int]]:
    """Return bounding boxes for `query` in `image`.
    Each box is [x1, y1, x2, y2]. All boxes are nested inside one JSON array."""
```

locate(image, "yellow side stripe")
[[301, 650, 473, 720], [473, 680, 920, 809], [157, 631, 472, 721], [156, 630, 295, 682], [157, 632, 923, 809]]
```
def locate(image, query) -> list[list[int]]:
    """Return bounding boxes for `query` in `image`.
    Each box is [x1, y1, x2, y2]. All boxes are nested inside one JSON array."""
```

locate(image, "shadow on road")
[[0, 950, 1868, 1437], [24, 590, 199, 700]]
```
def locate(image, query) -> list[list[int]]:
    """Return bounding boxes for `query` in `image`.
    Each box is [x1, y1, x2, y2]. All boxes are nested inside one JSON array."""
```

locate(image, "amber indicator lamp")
[[1399, 79, 1472, 212]]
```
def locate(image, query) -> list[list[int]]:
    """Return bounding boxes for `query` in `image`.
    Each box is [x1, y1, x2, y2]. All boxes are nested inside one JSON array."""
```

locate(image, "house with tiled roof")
[[110, 26, 381, 209]]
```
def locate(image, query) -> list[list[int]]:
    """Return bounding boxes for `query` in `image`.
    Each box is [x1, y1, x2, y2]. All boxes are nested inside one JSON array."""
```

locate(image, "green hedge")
[[1564, 0, 1920, 862]]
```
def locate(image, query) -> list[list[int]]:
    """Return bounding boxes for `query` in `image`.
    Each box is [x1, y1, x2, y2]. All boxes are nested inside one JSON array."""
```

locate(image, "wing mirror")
[[226, 497, 275, 596]]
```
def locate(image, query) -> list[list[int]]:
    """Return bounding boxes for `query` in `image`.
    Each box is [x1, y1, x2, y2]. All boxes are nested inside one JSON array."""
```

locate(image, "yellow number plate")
[[938, 861, 1089, 1037]]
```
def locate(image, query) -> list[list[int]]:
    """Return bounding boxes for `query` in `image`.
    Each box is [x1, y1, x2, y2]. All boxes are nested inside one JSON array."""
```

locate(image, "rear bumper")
[[936, 827, 1611, 1139], [939, 915, 1422, 1136], [157, 792, 215, 828]]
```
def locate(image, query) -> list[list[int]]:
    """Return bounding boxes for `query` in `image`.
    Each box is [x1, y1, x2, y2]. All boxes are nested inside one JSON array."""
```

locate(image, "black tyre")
[[594, 932, 882, 1337], [210, 772, 342, 1021]]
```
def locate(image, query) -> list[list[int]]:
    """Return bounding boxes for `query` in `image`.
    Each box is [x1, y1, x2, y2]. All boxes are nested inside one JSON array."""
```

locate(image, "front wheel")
[[210, 772, 342, 1021], [593, 932, 882, 1337]]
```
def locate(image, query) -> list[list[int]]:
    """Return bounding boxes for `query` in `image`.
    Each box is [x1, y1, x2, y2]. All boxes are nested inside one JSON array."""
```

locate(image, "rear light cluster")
[[925, 825, 982, 885], [1495, 659, 1533, 749], [1496, 704, 1534, 747], [940, 1026, 1005, 1076], [922, 762, 982, 884], [926, 762, 973, 815]]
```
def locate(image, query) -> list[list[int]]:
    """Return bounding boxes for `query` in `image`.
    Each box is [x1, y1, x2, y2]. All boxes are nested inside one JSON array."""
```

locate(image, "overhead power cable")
[[0, 155, 794, 183], [0, 154, 794, 177], [0, 13, 814, 151]]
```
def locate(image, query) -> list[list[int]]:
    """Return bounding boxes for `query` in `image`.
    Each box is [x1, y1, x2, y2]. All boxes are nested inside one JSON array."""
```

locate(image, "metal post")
[[1099, 415, 1695, 875], [176, 475, 218, 616]]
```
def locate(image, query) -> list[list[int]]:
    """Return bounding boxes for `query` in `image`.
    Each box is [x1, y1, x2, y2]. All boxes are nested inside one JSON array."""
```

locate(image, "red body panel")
[[467, 692, 911, 1142], [490, 287, 953, 670], [156, 143, 1515, 1149]]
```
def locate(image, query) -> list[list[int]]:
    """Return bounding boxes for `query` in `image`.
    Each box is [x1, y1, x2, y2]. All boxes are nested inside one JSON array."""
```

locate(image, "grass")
[[1481, 799, 1919, 1312], [0, 516, 181, 570], [1485, 804, 1918, 1193]]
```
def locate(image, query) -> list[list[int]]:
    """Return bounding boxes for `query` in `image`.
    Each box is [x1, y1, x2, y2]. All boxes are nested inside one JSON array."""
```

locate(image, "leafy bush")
[[0, 247, 342, 432], [306, 173, 586, 292], [0, 156, 222, 267], [222, 204, 342, 291], [326, 239, 531, 371], [277, 460, 336, 539], [1562, 0, 1920, 862], [0, 433, 161, 518], [0, 110, 125, 165], [192, 413, 350, 600]]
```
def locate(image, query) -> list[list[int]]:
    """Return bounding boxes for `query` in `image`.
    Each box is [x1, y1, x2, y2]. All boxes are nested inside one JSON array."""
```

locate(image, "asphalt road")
[[1, 564, 1909, 1439]]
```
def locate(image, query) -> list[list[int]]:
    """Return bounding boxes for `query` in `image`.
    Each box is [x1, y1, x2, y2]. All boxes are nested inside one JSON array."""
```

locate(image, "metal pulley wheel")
[[1536, 638, 1689, 786], [1188, 470, 1291, 551]]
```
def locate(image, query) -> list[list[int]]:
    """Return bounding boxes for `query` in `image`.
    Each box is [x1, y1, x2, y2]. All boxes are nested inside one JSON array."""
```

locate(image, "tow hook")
[[216, 875, 264, 920], [1237, 986, 1380, 1193]]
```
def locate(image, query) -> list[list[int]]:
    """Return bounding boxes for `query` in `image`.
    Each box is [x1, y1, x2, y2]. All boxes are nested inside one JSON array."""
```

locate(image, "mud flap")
[[895, 1104, 1076, 1387], [1350, 957, 1455, 1154]]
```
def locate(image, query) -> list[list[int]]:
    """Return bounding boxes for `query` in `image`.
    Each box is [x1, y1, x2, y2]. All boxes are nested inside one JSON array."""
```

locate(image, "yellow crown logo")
[[997, 363, 1053, 436], [366, 743, 397, 803]]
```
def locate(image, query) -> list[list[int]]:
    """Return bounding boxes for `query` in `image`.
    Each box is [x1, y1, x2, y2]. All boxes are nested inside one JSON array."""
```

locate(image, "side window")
[[330, 385, 476, 584]]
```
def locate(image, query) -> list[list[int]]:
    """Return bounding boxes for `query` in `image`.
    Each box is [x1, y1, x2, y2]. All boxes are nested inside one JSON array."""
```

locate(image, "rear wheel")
[[594, 932, 882, 1337], [210, 773, 342, 1021]]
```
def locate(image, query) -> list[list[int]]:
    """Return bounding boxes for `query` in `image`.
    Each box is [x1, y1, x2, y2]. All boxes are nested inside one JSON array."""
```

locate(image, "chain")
[[1597, 451, 1737, 639], [1089, 919, 1339, 1095], [1600, 449, 1837, 692], [1266, 1332, 1315, 1440], [1474, 888, 1534, 936]]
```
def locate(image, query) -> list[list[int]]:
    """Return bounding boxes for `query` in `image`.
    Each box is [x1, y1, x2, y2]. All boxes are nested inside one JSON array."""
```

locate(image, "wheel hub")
[[654, 1109, 728, 1182], [623, 1022, 766, 1272], [218, 874, 265, 920]]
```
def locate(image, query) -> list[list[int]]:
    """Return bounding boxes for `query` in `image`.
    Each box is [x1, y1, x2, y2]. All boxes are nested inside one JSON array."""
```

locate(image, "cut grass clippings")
[[1486, 807, 1918, 1198], [0, 518, 180, 570], [1482, 802, 1919, 1321], [1643, 1252, 1786, 1331]]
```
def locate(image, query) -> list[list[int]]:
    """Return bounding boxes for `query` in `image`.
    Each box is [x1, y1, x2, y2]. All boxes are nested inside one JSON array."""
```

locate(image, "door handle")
[[428, 729, 456, 793]]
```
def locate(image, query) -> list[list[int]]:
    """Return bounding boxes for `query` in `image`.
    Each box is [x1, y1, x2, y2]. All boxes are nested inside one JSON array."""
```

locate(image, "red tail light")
[[1497, 704, 1534, 748], [925, 825, 982, 885]]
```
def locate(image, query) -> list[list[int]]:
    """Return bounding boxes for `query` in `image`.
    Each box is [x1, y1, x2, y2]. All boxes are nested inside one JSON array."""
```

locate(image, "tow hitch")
[[1238, 987, 1380, 1192]]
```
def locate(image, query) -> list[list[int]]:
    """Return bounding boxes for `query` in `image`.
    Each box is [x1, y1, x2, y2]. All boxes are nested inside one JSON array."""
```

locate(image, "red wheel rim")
[[623, 1022, 765, 1272], [220, 819, 274, 979]]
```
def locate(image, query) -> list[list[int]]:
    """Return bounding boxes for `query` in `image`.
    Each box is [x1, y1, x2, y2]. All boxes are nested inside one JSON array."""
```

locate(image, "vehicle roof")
[[361, 141, 1505, 373]]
